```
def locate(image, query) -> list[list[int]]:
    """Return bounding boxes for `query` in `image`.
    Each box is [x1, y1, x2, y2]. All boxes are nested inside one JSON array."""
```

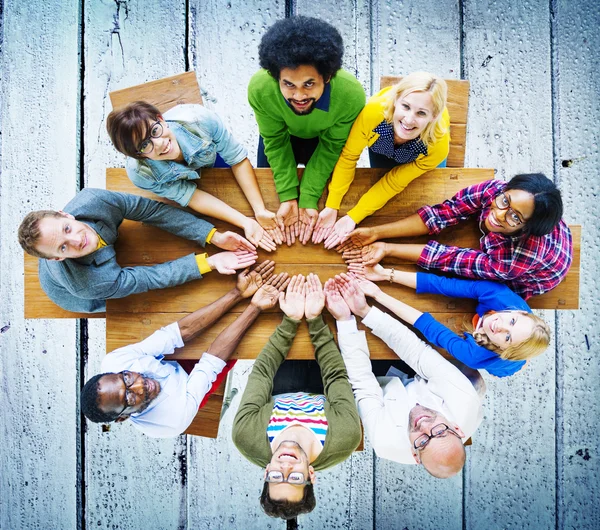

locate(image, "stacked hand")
[[255, 209, 285, 246], [250, 272, 291, 310], [243, 218, 277, 252], [236, 260, 276, 298], [276, 200, 299, 246], [211, 230, 256, 252], [207, 249, 258, 275]]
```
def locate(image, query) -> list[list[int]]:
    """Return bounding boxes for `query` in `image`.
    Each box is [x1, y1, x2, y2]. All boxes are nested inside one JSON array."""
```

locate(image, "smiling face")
[[484, 189, 535, 234], [265, 441, 315, 502], [35, 212, 100, 260], [96, 371, 162, 421], [138, 118, 183, 161], [392, 91, 436, 144], [407, 404, 465, 468], [478, 311, 535, 350], [278, 65, 327, 115]]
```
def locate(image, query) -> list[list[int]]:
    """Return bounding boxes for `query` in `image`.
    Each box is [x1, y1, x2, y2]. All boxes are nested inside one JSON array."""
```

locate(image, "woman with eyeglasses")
[[338, 271, 550, 377], [341, 173, 573, 300], [107, 101, 282, 251]]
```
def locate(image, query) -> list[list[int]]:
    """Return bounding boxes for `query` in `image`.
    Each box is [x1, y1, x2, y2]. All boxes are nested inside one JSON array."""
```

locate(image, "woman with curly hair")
[[313, 71, 450, 247]]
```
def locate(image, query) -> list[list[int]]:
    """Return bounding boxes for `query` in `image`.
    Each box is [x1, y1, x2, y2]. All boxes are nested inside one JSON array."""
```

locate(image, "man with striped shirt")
[[232, 274, 361, 521]]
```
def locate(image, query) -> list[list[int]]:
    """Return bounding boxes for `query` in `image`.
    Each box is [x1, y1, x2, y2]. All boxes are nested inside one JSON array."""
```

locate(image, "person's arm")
[[346, 126, 450, 224], [248, 73, 299, 202]]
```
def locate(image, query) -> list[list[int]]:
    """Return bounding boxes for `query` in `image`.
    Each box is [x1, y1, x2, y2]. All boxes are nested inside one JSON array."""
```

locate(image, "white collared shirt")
[[337, 308, 484, 464], [101, 322, 226, 438]]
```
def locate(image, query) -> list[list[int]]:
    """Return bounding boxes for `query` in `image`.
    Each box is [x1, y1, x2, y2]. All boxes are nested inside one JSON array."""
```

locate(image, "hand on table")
[[324, 278, 351, 321], [236, 260, 276, 298], [312, 207, 337, 244], [278, 274, 306, 320], [250, 272, 290, 310], [207, 249, 258, 275], [276, 200, 299, 246], [323, 215, 356, 250], [298, 208, 318, 245], [304, 273, 325, 319], [211, 230, 256, 252]]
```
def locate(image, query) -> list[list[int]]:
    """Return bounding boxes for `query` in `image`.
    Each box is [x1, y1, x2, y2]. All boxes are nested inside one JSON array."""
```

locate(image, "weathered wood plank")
[[82, 1, 189, 529], [0, 1, 80, 529], [553, 0, 600, 528], [372, 1, 464, 528], [463, 0, 557, 527]]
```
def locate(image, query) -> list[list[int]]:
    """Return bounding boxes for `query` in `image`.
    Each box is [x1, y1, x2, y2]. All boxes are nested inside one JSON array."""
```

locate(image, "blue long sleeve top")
[[413, 272, 531, 377]]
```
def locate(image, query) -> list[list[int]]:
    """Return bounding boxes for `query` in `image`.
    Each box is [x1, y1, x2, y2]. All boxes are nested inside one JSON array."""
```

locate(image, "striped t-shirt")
[[267, 392, 329, 446]]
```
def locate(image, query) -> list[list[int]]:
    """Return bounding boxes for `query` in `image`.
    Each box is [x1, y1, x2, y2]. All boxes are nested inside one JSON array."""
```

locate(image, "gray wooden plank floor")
[[1, 1, 598, 529]]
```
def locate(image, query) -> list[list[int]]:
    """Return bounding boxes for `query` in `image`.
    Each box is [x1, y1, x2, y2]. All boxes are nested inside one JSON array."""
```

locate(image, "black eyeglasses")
[[115, 370, 137, 418], [413, 423, 462, 452], [137, 120, 163, 155], [265, 471, 311, 485], [494, 193, 525, 227]]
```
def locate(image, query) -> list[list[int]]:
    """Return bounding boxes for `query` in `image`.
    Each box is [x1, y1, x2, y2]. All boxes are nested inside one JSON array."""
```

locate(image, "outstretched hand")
[[236, 260, 276, 298], [334, 273, 372, 318], [210, 230, 256, 252], [243, 218, 277, 252], [277, 200, 299, 246], [346, 262, 389, 282], [298, 208, 318, 245], [324, 278, 351, 321], [323, 215, 356, 249], [304, 273, 325, 319], [342, 242, 387, 267], [336, 226, 378, 252], [278, 274, 306, 320], [255, 209, 285, 246], [312, 207, 337, 244], [207, 249, 258, 275], [251, 272, 290, 310]]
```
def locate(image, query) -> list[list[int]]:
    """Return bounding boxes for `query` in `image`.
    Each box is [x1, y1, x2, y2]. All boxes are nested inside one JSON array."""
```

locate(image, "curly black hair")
[[504, 173, 563, 237], [260, 481, 316, 520], [259, 16, 344, 80], [81, 373, 120, 423]]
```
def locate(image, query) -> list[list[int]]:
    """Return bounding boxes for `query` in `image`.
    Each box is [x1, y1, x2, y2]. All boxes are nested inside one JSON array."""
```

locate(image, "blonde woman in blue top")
[[107, 102, 282, 251], [341, 266, 550, 378]]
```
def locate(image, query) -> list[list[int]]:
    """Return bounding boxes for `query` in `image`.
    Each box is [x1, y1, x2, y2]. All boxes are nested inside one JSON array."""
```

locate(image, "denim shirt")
[[126, 104, 248, 206]]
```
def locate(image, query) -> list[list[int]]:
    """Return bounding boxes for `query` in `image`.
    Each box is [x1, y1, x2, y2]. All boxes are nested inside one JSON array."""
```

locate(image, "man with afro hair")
[[249, 16, 365, 246]]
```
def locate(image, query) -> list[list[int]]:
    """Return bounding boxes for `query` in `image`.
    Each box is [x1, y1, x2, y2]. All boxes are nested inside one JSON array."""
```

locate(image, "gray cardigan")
[[38, 188, 214, 313]]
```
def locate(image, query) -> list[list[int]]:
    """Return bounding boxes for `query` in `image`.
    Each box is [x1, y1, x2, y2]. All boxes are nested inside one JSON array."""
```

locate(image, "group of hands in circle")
[[235, 200, 375, 252], [232, 258, 387, 321], [210, 202, 387, 276]]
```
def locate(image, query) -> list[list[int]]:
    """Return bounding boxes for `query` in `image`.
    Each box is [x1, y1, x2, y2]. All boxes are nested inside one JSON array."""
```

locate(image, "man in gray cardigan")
[[18, 188, 258, 313], [232, 274, 361, 521]]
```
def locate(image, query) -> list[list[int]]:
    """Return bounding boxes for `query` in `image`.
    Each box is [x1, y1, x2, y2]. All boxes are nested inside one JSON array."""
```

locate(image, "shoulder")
[[331, 70, 366, 102], [164, 104, 218, 124], [64, 188, 118, 214], [248, 69, 278, 94]]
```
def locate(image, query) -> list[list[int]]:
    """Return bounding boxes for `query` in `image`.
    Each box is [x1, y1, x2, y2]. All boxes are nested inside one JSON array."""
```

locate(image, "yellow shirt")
[[326, 86, 451, 223]]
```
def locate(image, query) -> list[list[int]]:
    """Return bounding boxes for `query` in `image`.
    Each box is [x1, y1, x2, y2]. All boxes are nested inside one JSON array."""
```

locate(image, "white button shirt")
[[337, 307, 484, 464], [101, 322, 226, 438]]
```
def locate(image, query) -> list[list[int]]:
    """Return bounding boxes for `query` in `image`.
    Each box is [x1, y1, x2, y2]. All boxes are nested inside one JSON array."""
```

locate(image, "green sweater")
[[232, 315, 361, 471], [248, 69, 366, 209]]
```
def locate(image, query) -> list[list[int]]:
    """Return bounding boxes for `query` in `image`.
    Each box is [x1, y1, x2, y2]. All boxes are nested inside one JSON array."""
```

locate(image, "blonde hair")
[[382, 71, 448, 147], [467, 311, 550, 361]]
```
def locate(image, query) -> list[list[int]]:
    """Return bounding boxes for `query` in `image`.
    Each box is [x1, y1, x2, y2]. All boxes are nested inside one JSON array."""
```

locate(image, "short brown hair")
[[106, 101, 161, 159], [260, 481, 316, 520], [18, 210, 63, 258]]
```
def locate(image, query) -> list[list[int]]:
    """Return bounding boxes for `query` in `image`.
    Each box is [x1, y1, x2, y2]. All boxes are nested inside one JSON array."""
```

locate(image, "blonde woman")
[[313, 72, 450, 247], [341, 268, 550, 378]]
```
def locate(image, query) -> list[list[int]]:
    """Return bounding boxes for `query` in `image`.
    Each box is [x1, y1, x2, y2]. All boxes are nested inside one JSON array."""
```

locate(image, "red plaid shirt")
[[416, 179, 573, 300]]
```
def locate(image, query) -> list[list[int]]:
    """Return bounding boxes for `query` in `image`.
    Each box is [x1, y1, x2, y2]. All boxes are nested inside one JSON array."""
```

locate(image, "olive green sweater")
[[232, 315, 361, 471], [248, 69, 366, 209]]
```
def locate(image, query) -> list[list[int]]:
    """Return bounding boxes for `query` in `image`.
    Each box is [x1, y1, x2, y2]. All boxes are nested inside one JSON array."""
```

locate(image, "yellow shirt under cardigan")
[[95, 227, 217, 275], [325, 86, 451, 223]]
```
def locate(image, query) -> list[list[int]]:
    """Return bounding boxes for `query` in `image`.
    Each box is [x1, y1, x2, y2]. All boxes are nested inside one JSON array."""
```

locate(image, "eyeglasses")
[[413, 423, 462, 452], [265, 471, 311, 485], [494, 193, 525, 227], [137, 120, 163, 155], [115, 370, 137, 418]]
